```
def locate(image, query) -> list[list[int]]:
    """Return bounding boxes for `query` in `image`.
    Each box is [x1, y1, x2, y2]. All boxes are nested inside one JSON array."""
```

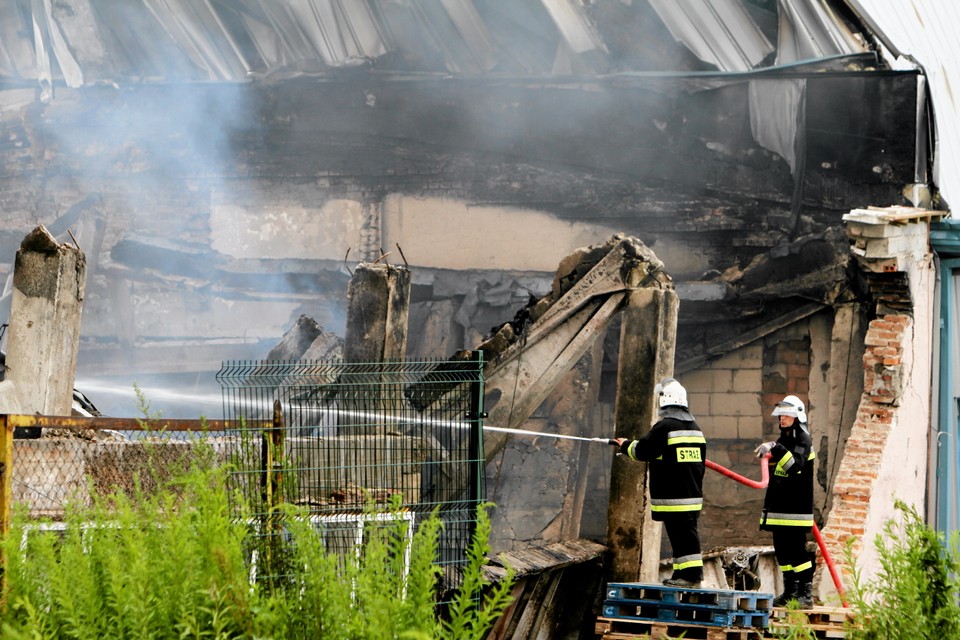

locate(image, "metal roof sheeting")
[[0, 0, 609, 84], [648, 0, 865, 72], [0, 0, 887, 88], [777, 0, 864, 63], [649, 0, 773, 72], [0, 4, 37, 80]]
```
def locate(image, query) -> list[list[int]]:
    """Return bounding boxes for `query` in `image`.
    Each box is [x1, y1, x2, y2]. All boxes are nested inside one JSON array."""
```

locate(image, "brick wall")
[[761, 334, 811, 439], [819, 313, 911, 599], [680, 346, 764, 549]]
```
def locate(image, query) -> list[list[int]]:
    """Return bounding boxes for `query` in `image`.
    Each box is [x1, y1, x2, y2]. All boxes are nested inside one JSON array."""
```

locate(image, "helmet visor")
[[772, 401, 799, 418]]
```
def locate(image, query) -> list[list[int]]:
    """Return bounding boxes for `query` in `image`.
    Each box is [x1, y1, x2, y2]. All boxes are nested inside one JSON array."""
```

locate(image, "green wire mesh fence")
[[216, 355, 485, 589]]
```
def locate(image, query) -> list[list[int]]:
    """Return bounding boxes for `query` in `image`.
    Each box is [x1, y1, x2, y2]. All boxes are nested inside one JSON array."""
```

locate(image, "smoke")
[[1, 0, 836, 421]]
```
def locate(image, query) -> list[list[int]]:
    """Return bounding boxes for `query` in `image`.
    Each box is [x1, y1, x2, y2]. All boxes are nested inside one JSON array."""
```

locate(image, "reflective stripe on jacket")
[[760, 424, 815, 531], [620, 417, 706, 521]]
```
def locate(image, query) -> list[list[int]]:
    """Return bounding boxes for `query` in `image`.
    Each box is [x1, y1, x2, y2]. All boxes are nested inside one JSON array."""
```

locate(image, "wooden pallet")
[[606, 583, 773, 612], [596, 616, 766, 639], [603, 600, 769, 628], [603, 582, 773, 630], [767, 606, 858, 639]]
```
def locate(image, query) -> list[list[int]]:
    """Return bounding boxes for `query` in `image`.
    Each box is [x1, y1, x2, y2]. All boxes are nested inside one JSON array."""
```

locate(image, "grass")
[[0, 443, 514, 639]]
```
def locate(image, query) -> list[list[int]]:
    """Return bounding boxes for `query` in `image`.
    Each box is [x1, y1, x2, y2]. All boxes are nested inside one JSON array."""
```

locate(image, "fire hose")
[[703, 456, 848, 607], [484, 426, 847, 606]]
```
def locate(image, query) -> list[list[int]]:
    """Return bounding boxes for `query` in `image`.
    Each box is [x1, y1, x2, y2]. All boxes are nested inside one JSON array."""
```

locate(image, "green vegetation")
[[0, 450, 514, 639], [768, 500, 960, 640], [844, 500, 960, 639]]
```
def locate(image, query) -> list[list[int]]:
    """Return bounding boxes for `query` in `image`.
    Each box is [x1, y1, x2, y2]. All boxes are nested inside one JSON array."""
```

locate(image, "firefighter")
[[755, 395, 816, 608], [614, 378, 706, 588]]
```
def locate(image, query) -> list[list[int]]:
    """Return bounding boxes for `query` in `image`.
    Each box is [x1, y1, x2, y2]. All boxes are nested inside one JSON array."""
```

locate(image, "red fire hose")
[[705, 456, 848, 607], [704, 457, 769, 489]]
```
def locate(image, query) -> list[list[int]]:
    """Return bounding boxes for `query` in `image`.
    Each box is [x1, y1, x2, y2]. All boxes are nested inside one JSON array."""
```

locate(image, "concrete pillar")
[[606, 287, 679, 583], [0, 226, 86, 425], [343, 263, 411, 363], [340, 263, 412, 434], [811, 303, 865, 519]]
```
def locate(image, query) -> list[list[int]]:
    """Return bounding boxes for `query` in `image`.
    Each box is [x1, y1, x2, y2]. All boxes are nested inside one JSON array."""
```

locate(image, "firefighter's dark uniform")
[[620, 416, 706, 582], [760, 423, 815, 602]]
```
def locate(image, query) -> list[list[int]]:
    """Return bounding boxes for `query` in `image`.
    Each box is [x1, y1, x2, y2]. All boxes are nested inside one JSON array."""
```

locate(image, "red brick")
[[871, 346, 899, 357], [786, 363, 810, 379]]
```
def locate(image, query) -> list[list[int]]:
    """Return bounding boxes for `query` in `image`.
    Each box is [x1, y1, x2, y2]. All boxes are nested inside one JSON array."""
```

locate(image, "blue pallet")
[[605, 582, 774, 612], [602, 600, 770, 629]]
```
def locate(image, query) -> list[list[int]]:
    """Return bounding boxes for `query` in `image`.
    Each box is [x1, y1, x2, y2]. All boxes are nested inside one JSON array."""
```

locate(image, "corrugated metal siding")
[[647, 0, 865, 72], [0, 0, 609, 83], [850, 0, 960, 209], [778, 0, 865, 63], [649, 0, 774, 71]]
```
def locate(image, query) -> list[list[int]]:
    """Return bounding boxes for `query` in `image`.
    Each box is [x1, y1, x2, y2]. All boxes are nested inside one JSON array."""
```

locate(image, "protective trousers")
[[663, 513, 703, 581], [772, 527, 813, 587]]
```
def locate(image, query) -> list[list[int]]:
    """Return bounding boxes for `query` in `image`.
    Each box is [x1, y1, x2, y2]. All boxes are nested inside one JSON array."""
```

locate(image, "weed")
[[845, 500, 960, 639], [0, 450, 513, 639]]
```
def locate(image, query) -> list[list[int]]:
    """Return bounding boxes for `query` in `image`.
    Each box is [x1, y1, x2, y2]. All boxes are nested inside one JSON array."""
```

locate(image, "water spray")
[[482, 424, 618, 445]]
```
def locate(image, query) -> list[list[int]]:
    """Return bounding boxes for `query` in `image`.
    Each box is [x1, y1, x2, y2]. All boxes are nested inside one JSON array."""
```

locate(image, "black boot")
[[663, 569, 703, 588], [774, 572, 797, 607], [795, 571, 814, 608]]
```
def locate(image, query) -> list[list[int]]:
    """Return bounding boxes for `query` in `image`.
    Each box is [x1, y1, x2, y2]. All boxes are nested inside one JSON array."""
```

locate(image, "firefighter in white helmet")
[[755, 395, 816, 608], [614, 378, 706, 588]]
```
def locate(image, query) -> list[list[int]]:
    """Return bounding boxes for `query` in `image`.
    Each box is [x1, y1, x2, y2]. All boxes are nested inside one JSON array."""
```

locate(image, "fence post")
[[0, 414, 12, 603], [0, 415, 11, 536], [261, 399, 286, 583], [468, 350, 485, 504]]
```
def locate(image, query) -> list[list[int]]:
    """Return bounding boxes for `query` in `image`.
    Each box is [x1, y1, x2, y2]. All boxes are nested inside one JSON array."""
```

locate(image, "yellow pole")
[[0, 416, 10, 530], [0, 415, 13, 606]]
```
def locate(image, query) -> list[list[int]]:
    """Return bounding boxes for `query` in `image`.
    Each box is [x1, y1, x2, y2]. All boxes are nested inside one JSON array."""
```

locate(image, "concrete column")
[[340, 263, 412, 435], [0, 226, 86, 423], [813, 303, 865, 518], [606, 287, 679, 583], [343, 263, 411, 363]]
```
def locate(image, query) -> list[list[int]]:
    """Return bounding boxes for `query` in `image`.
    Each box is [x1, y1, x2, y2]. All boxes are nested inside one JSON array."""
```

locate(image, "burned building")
[[0, 0, 951, 615]]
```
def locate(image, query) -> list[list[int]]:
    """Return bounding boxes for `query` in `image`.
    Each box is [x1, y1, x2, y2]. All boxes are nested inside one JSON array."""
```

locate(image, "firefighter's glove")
[[754, 441, 777, 458], [612, 437, 629, 457]]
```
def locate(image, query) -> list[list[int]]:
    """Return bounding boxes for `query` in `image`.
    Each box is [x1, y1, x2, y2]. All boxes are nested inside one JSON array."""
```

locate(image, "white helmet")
[[772, 395, 807, 423], [656, 378, 688, 409]]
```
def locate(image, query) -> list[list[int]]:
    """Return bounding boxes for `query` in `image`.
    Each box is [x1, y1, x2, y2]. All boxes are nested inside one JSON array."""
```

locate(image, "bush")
[[0, 454, 513, 639], [845, 500, 960, 639]]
